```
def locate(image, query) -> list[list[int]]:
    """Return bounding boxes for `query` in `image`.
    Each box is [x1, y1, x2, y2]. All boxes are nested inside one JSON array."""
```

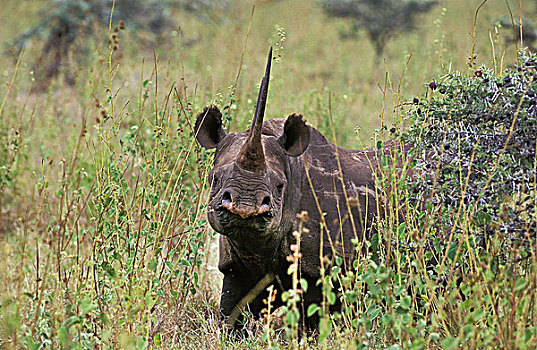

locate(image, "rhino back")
[[262, 118, 380, 278]]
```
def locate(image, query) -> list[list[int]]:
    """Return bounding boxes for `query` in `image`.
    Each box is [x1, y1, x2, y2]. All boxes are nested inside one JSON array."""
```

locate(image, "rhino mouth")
[[214, 204, 275, 232]]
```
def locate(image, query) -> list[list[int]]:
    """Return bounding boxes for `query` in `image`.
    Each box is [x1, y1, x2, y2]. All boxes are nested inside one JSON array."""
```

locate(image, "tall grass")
[[0, 22, 218, 348], [0, 0, 536, 348]]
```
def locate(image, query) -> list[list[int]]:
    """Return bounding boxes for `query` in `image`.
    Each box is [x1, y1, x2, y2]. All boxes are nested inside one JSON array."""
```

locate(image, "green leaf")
[[148, 259, 158, 271], [410, 338, 425, 350], [430, 332, 441, 341], [137, 337, 148, 349], [99, 312, 110, 326], [59, 326, 68, 345], [300, 278, 308, 292], [395, 306, 408, 315], [400, 295, 411, 310], [129, 305, 141, 317], [180, 259, 192, 268], [318, 317, 332, 343], [153, 333, 162, 347], [441, 336, 459, 350], [447, 243, 458, 261], [376, 140, 383, 149], [22, 337, 42, 350], [103, 261, 117, 278], [307, 303, 320, 317], [327, 291, 336, 305], [345, 290, 358, 304], [381, 313, 392, 326], [397, 222, 407, 237], [64, 315, 81, 330], [286, 309, 299, 326], [370, 233, 379, 252]]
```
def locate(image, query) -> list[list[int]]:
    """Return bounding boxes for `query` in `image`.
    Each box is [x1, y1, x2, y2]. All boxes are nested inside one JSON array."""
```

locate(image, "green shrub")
[[365, 49, 537, 348], [404, 50, 537, 265]]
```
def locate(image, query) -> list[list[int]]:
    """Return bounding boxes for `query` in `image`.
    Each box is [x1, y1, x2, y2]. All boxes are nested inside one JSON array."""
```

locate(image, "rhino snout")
[[219, 190, 273, 219]]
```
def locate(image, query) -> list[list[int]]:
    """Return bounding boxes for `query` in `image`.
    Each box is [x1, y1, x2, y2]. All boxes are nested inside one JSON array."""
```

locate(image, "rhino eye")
[[212, 175, 218, 185], [276, 183, 284, 195]]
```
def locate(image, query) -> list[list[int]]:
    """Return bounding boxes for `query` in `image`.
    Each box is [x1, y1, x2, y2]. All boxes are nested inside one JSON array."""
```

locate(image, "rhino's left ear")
[[194, 105, 227, 149], [277, 113, 310, 156]]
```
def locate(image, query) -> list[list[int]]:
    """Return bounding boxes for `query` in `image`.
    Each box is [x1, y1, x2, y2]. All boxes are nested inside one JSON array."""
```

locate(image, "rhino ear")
[[277, 113, 310, 156], [194, 105, 227, 149]]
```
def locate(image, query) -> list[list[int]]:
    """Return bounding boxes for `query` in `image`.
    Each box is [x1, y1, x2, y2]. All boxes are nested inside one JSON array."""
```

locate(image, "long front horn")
[[239, 47, 272, 171]]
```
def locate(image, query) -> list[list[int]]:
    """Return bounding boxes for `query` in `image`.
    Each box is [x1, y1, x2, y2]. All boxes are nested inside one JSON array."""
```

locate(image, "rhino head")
[[194, 48, 310, 258]]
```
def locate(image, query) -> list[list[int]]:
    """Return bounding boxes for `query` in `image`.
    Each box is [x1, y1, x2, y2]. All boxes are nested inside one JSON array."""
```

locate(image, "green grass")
[[1, 0, 536, 348]]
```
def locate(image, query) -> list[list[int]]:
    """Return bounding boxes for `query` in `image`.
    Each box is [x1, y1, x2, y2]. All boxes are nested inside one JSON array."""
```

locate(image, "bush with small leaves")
[[403, 50, 537, 266]]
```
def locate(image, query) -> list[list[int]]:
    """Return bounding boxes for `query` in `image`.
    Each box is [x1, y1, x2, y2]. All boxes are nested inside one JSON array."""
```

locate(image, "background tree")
[[320, 0, 437, 62], [8, 0, 228, 87]]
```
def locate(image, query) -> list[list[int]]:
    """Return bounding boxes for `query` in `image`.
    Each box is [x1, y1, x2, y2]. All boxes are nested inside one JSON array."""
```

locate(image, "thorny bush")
[[403, 50, 537, 273]]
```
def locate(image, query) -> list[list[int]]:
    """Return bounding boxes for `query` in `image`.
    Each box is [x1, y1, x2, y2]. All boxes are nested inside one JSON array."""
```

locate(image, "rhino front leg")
[[221, 273, 277, 328], [220, 271, 264, 329]]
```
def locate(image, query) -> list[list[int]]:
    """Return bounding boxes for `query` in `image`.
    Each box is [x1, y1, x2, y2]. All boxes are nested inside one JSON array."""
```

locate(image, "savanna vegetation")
[[0, 0, 536, 348]]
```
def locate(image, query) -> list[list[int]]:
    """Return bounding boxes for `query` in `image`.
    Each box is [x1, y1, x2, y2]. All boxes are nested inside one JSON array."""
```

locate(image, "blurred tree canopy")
[[8, 0, 228, 86], [320, 0, 437, 61]]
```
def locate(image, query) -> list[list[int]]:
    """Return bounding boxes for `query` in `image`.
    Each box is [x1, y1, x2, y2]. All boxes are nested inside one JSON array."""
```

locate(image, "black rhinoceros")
[[195, 48, 388, 329]]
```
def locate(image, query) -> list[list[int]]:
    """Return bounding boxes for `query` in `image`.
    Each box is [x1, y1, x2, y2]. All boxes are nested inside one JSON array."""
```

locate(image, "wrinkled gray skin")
[[194, 49, 385, 330]]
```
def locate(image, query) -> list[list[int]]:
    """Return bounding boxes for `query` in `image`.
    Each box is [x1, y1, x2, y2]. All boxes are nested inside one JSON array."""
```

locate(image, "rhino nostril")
[[260, 196, 271, 212], [222, 191, 232, 208]]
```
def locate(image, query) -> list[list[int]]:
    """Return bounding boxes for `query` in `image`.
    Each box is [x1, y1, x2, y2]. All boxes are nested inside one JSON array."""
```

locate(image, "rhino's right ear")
[[194, 105, 227, 149]]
